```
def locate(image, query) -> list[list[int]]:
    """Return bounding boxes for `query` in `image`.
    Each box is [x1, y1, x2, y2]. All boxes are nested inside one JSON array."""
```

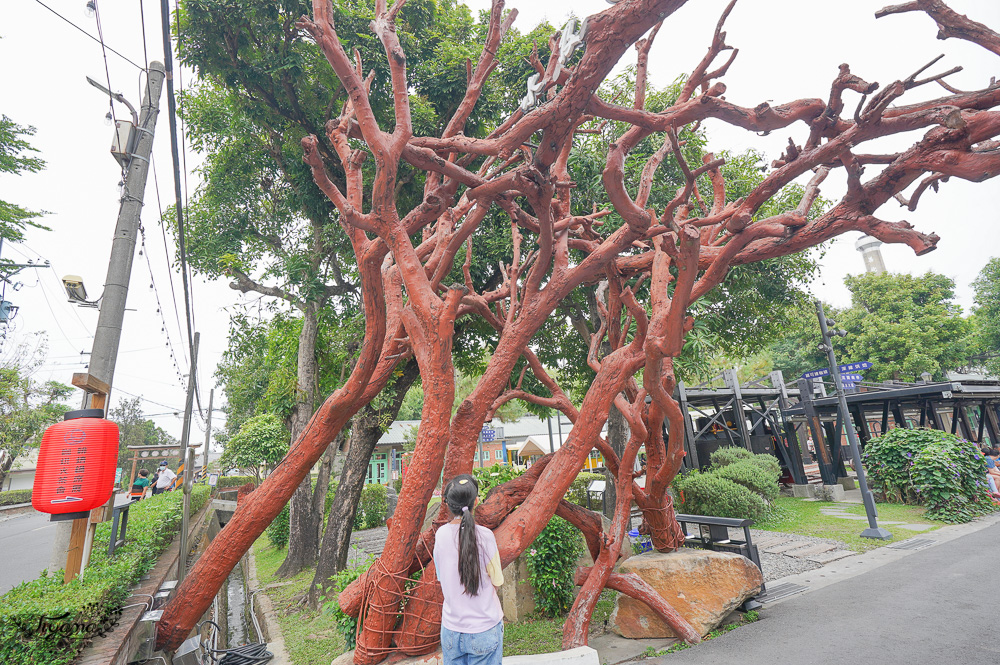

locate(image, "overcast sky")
[[1, 0, 998, 441]]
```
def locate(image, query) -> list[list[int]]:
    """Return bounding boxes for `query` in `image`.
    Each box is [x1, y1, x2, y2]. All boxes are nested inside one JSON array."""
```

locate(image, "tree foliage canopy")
[[839, 271, 971, 382], [0, 343, 71, 485], [971, 257, 1000, 377], [770, 271, 974, 383], [0, 115, 47, 276], [219, 413, 290, 481]]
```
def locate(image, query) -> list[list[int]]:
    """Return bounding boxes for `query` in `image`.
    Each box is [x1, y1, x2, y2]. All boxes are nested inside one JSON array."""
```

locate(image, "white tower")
[[855, 235, 887, 274]]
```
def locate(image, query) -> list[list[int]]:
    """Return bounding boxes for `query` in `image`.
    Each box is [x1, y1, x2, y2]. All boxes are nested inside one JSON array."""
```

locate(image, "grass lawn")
[[756, 496, 941, 552], [503, 590, 617, 656], [253, 538, 348, 665]]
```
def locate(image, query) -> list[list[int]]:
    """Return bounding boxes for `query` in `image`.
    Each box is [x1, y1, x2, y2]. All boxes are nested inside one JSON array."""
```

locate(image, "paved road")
[[0, 511, 59, 595], [652, 520, 1000, 665]]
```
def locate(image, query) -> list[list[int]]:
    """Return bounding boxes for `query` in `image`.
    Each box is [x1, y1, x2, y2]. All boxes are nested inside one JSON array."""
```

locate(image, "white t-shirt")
[[155, 467, 177, 489], [432, 522, 504, 633]]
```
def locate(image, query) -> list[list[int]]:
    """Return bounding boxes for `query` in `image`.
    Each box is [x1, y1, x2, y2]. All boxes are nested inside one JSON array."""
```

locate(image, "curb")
[[759, 510, 1000, 604], [0, 503, 36, 521], [247, 543, 295, 664]]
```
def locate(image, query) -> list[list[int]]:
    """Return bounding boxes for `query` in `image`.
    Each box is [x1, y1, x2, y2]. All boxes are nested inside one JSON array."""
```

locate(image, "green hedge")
[[353, 483, 388, 530], [714, 460, 780, 503], [673, 447, 781, 522], [0, 489, 31, 506], [709, 447, 754, 468], [565, 472, 606, 507], [0, 486, 210, 665], [216, 475, 256, 490], [673, 471, 772, 523], [267, 505, 291, 548]]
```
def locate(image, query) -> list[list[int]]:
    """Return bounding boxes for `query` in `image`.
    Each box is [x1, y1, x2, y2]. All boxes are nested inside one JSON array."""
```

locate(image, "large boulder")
[[609, 549, 763, 639]]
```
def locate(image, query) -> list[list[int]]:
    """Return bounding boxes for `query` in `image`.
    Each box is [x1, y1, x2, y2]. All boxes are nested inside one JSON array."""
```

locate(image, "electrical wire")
[[198, 619, 274, 664], [92, 0, 123, 175], [140, 225, 189, 388], [31, 0, 144, 70], [114, 386, 183, 411]]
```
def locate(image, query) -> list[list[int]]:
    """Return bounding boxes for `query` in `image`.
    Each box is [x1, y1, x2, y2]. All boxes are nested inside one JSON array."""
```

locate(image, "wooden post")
[[127, 452, 139, 491], [676, 381, 700, 470], [64, 517, 88, 583], [797, 378, 838, 485]]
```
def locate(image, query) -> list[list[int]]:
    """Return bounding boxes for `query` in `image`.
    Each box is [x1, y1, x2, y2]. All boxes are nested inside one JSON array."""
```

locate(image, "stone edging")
[[247, 542, 294, 664], [0, 503, 35, 521]]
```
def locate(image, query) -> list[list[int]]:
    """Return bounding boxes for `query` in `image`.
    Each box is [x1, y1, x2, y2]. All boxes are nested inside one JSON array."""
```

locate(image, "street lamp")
[[62, 275, 101, 308], [815, 300, 891, 540]]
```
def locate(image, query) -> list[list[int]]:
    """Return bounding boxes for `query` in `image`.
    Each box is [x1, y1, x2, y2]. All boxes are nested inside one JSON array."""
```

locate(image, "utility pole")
[[815, 301, 891, 540], [203, 388, 214, 472], [178, 333, 199, 582], [55, 63, 167, 581], [83, 62, 166, 403]]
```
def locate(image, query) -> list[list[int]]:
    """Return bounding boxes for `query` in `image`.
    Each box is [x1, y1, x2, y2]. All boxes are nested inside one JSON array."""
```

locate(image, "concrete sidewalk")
[[650, 514, 1000, 664]]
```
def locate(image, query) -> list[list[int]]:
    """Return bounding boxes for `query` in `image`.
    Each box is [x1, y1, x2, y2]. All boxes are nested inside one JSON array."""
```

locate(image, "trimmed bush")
[[672, 471, 771, 523], [267, 504, 290, 548], [353, 483, 388, 530], [0, 489, 31, 506], [565, 472, 605, 506], [863, 428, 996, 523], [216, 475, 256, 490], [0, 486, 210, 665], [709, 446, 753, 468], [714, 459, 780, 503], [525, 515, 582, 617], [745, 452, 782, 480]]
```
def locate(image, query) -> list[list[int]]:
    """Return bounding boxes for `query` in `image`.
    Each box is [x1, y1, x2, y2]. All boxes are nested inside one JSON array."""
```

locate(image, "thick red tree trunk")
[[158, 0, 1000, 657]]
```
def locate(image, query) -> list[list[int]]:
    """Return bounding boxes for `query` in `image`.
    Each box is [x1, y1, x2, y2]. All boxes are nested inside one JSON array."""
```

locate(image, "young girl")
[[433, 475, 505, 665]]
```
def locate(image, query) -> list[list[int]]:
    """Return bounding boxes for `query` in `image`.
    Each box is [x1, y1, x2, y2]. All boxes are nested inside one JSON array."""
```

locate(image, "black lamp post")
[[815, 300, 892, 540]]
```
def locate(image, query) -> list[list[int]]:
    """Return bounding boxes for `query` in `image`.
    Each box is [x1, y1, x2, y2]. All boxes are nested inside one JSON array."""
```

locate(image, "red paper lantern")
[[32, 409, 119, 515]]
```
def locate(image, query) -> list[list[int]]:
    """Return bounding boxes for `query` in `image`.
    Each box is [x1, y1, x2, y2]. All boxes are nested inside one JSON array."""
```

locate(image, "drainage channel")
[[183, 496, 271, 663]]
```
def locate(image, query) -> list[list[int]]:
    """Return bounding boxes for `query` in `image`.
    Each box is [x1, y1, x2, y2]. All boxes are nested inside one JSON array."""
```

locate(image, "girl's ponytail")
[[443, 474, 481, 595]]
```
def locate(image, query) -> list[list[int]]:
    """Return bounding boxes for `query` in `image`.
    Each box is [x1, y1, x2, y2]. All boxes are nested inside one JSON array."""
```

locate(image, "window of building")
[[495, 450, 502, 460]]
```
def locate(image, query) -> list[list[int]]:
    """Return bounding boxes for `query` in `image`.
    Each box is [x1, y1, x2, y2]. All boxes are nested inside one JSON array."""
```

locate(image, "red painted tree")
[[158, 0, 1000, 657]]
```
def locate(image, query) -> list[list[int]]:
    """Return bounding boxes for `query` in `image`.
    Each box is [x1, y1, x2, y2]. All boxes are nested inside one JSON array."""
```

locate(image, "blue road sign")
[[803, 362, 873, 380], [482, 428, 496, 442], [840, 373, 864, 382]]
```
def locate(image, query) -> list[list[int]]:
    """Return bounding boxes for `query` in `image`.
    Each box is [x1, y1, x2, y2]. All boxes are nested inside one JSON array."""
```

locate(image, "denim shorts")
[[440, 621, 504, 665]]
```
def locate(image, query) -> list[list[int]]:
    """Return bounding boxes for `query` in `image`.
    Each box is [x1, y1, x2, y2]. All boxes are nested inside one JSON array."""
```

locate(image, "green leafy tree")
[[0, 115, 46, 256], [970, 257, 1000, 377], [0, 345, 71, 488], [768, 302, 836, 381], [219, 413, 290, 483], [838, 272, 972, 382], [108, 396, 179, 479], [178, 0, 547, 582]]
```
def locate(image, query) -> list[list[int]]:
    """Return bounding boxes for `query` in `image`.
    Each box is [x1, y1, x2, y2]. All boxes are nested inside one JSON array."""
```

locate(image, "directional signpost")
[[802, 361, 874, 389], [814, 301, 890, 540]]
